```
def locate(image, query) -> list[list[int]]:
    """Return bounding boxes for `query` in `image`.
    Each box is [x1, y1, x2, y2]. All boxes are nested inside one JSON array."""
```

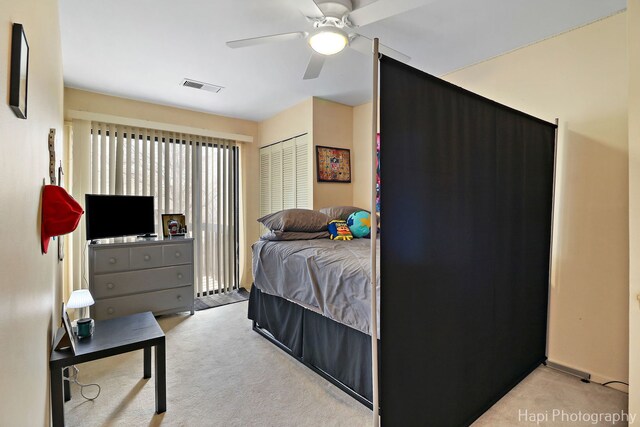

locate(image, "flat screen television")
[[85, 194, 155, 241]]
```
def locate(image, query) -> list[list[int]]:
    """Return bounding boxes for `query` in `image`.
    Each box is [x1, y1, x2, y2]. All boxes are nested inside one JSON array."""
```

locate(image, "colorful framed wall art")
[[316, 146, 351, 183]]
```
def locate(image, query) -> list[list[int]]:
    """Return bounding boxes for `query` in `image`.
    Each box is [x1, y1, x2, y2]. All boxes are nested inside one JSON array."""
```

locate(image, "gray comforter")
[[252, 238, 380, 336]]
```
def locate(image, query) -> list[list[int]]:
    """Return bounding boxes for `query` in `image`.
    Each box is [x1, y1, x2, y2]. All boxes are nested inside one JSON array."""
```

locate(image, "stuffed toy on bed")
[[328, 219, 353, 240], [347, 211, 371, 238]]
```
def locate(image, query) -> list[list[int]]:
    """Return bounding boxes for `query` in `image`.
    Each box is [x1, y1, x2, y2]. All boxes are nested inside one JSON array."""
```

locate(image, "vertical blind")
[[90, 122, 239, 296]]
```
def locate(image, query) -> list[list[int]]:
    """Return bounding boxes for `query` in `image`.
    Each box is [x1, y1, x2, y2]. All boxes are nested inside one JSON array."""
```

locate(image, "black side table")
[[49, 311, 166, 426]]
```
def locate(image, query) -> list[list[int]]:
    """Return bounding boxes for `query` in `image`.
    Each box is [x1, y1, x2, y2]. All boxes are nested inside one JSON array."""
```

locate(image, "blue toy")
[[347, 211, 371, 238]]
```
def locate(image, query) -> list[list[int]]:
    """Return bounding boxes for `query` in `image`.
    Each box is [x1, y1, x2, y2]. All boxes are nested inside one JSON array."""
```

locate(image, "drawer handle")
[[177, 295, 182, 301], [107, 307, 115, 315], [144, 254, 151, 261], [177, 273, 183, 280], [109, 257, 117, 264], [175, 251, 181, 258], [107, 283, 115, 290]]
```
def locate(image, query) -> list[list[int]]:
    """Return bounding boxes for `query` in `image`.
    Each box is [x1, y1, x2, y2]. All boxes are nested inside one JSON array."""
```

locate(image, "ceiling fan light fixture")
[[309, 27, 348, 55]]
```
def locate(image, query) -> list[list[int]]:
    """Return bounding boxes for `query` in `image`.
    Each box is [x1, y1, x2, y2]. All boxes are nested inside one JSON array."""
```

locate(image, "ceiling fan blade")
[[348, 0, 429, 27], [303, 52, 326, 80], [349, 34, 411, 63], [226, 31, 307, 49], [293, 0, 325, 19], [348, 35, 372, 55]]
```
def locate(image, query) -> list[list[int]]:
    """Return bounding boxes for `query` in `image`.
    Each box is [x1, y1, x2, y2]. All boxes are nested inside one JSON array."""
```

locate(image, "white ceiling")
[[59, 0, 626, 122]]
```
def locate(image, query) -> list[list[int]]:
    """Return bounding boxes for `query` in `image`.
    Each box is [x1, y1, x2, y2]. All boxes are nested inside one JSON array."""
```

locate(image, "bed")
[[248, 237, 379, 407]]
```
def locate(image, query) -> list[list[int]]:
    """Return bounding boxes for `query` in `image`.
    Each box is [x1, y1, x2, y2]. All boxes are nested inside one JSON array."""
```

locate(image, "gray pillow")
[[319, 206, 370, 221], [260, 230, 330, 241], [257, 209, 329, 232]]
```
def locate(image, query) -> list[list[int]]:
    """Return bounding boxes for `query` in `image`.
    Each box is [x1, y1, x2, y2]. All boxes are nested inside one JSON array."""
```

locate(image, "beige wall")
[[64, 88, 260, 287], [258, 98, 313, 147], [446, 13, 629, 386], [258, 97, 355, 210], [628, 0, 640, 419], [0, 0, 65, 425], [65, 88, 258, 138], [239, 143, 260, 287], [352, 103, 372, 210], [312, 98, 354, 209]]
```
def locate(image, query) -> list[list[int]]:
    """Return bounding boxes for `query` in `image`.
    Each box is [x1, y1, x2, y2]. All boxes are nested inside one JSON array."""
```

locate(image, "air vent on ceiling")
[[180, 78, 224, 93]]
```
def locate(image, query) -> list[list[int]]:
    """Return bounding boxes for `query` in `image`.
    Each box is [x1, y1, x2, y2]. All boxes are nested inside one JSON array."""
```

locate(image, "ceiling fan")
[[226, 0, 421, 80]]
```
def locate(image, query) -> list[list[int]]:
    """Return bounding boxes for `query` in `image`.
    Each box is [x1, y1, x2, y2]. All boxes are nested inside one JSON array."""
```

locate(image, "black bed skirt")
[[248, 285, 377, 405]]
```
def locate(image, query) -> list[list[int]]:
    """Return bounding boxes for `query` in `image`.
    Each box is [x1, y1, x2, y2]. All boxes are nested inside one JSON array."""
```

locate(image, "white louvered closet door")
[[259, 133, 311, 222], [295, 134, 312, 209], [282, 139, 296, 210], [270, 144, 283, 213], [259, 147, 271, 218]]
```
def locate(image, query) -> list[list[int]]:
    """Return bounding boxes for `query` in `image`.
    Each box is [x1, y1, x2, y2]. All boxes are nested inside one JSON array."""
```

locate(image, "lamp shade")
[[308, 27, 348, 55], [67, 289, 95, 309]]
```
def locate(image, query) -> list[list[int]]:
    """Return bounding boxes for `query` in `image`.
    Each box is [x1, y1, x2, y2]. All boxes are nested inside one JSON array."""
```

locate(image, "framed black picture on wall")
[[9, 23, 29, 119]]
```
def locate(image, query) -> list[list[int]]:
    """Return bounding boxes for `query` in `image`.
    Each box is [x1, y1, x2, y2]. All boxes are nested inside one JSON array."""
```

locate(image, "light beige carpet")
[[65, 302, 627, 426], [473, 368, 628, 426]]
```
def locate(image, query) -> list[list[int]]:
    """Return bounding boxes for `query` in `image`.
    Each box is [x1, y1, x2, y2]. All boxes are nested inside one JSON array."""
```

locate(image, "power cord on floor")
[[602, 380, 629, 388], [63, 365, 101, 401]]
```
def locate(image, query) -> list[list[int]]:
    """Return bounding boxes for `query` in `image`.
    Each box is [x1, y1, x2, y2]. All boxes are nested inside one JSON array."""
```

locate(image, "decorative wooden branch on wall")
[[48, 129, 56, 185]]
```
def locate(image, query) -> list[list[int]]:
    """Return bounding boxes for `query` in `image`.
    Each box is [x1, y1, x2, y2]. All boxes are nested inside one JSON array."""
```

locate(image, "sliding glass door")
[[89, 122, 239, 296]]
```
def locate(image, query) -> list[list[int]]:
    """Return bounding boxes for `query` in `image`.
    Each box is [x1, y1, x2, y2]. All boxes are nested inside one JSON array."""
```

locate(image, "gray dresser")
[[88, 237, 195, 320]]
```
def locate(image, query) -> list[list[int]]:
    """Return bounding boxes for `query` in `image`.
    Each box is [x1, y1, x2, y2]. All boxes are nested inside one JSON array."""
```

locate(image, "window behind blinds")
[[260, 134, 312, 219], [89, 122, 239, 296]]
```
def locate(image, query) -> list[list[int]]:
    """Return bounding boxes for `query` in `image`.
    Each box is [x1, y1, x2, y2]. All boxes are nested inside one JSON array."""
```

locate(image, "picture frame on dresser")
[[161, 213, 187, 238]]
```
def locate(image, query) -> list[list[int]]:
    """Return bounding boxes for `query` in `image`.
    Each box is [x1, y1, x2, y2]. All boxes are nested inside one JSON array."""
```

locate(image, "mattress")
[[252, 238, 380, 336]]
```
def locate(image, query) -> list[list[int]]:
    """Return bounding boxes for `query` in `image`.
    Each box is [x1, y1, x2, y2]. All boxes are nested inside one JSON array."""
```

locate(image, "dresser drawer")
[[93, 247, 130, 273], [93, 286, 193, 320], [130, 245, 163, 270], [162, 242, 193, 266], [92, 265, 194, 299]]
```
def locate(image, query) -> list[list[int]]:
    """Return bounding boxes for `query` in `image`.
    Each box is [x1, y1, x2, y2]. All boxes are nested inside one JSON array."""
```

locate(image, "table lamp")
[[67, 289, 95, 339]]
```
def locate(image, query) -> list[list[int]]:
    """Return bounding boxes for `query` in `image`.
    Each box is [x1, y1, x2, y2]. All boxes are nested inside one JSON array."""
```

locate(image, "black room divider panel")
[[379, 56, 556, 426]]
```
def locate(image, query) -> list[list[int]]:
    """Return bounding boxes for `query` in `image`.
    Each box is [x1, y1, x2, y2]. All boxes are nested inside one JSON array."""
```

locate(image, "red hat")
[[41, 185, 84, 254]]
